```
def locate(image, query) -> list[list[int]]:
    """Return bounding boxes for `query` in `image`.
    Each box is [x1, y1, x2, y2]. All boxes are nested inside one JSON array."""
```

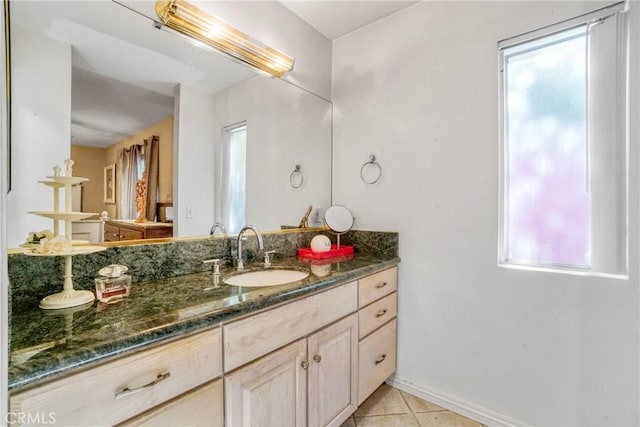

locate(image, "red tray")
[[298, 245, 354, 259]]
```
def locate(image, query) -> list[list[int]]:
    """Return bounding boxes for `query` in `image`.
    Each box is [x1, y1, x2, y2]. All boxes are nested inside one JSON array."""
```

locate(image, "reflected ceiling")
[[10, 0, 257, 147]]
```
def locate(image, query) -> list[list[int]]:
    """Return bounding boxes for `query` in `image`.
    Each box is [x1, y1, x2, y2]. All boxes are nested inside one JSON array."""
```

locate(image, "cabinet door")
[[225, 339, 307, 427], [308, 314, 358, 427]]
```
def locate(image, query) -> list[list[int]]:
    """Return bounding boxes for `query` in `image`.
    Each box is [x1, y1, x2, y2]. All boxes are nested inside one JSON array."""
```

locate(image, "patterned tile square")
[[400, 391, 447, 413], [354, 384, 411, 417], [355, 414, 419, 426], [415, 411, 483, 427]]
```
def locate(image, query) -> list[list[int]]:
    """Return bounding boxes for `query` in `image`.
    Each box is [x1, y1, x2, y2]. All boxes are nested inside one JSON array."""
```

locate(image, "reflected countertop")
[[8, 254, 400, 391]]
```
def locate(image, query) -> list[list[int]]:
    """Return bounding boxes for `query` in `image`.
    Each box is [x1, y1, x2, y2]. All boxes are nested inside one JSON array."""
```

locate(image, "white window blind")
[[220, 123, 247, 234], [498, 3, 628, 276]]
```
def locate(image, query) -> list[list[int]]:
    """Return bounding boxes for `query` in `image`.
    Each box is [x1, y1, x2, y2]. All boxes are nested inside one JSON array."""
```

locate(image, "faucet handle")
[[264, 250, 276, 268], [203, 258, 221, 274]]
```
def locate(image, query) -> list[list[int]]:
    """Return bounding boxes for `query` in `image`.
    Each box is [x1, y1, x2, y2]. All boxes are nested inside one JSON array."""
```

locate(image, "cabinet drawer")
[[223, 281, 358, 372], [104, 224, 121, 242], [358, 319, 397, 405], [119, 227, 144, 240], [359, 267, 397, 308], [359, 292, 397, 339], [10, 328, 222, 426], [119, 379, 223, 427], [145, 226, 172, 239]]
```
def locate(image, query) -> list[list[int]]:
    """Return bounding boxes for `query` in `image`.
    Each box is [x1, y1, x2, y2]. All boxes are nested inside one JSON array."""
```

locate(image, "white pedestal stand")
[[25, 159, 106, 310]]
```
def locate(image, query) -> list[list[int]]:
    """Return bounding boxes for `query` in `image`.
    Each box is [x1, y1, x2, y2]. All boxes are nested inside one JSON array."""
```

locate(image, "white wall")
[[212, 76, 332, 231], [332, 1, 639, 426], [7, 26, 71, 248], [173, 84, 217, 237], [198, 1, 332, 100]]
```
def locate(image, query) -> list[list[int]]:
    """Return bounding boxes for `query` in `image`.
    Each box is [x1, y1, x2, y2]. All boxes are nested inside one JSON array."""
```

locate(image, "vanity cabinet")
[[225, 314, 358, 427], [9, 264, 399, 427], [357, 267, 398, 405], [10, 328, 222, 426]]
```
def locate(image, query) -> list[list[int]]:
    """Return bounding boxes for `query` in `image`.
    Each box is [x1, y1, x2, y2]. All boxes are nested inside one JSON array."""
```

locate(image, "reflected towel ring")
[[290, 164, 304, 188], [360, 155, 382, 184]]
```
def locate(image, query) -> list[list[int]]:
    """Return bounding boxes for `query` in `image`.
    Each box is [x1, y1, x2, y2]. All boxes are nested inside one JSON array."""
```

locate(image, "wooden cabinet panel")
[[359, 292, 397, 339], [358, 267, 397, 308], [308, 314, 358, 427], [223, 281, 358, 372], [119, 227, 144, 241], [358, 319, 397, 405], [103, 221, 172, 241], [119, 379, 223, 427], [10, 328, 222, 426], [145, 226, 173, 239], [104, 223, 121, 242], [225, 339, 307, 427]]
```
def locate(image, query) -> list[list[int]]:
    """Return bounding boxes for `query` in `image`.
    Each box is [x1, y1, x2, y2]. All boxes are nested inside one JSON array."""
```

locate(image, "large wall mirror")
[[6, 0, 332, 248]]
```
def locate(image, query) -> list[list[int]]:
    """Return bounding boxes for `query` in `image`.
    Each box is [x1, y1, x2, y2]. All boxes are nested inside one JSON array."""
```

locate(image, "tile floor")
[[341, 384, 484, 427]]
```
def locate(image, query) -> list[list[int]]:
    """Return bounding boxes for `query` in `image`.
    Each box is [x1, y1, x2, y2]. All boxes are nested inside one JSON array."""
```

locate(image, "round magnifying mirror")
[[324, 205, 354, 233], [324, 205, 354, 248]]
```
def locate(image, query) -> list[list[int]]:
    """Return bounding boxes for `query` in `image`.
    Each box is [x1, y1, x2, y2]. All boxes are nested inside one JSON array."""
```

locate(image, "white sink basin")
[[224, 269, 309, 287]]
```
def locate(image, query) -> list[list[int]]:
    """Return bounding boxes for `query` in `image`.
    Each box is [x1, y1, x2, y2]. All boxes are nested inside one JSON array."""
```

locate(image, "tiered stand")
[[25, 159, 106, 310]]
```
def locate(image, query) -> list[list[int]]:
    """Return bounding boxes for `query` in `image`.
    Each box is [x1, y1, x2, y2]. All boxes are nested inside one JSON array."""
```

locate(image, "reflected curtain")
[[116, 144, 143, 219], [143, 136, 160, 221]]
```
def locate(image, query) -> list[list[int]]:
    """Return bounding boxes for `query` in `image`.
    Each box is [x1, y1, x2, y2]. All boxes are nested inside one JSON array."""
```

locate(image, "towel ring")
[[290, 164, 304, 188], [360, 155, 382, 184]]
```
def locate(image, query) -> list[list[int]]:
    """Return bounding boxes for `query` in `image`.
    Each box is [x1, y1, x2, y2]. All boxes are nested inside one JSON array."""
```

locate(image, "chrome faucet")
[[210, 222, 227, 236], [236, 225, 264, 271]]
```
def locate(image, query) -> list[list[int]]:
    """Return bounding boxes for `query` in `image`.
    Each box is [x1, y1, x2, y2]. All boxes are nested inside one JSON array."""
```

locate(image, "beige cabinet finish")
[[223, 281, 358, 372], [357, 266, 399, 405], [358, 318, 397, 405], [308, 313, 359, 427], [226, 314, 359, 427], [10, 328, 222, 426], [119, 379, 223, 427], [225, 339, 308, 427], [358, 266, 398, 308], [358, 292, 397, 339]]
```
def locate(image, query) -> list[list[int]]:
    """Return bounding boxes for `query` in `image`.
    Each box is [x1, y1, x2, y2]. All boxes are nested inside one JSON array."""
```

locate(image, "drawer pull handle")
[[375, 282, 388, 289], [375, 309, 388, 318], [313, 354, 322, 363], [375, 354, 387, 365], [115, 372, 171, 400], [301, 361, 309, 370]]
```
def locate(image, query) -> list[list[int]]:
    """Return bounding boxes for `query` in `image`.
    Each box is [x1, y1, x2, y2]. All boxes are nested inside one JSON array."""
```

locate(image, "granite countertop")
[[9, 254, 400, 391]]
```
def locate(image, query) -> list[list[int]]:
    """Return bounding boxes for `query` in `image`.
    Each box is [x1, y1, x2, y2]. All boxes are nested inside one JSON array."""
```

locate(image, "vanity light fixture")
[[155, 0, 295, 77]]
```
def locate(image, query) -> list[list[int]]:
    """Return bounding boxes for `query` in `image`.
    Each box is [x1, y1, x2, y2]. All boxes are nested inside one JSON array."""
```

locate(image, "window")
[[220, 123, 247, 234], [499, 3, 628, 275]]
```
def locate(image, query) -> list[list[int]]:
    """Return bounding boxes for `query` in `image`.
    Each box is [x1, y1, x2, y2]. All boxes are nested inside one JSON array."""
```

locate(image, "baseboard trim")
[[386, 375, 529, 427]]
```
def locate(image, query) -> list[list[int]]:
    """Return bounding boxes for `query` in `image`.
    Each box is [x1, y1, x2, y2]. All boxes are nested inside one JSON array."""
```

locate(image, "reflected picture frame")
[[104, 163, 115, 204]]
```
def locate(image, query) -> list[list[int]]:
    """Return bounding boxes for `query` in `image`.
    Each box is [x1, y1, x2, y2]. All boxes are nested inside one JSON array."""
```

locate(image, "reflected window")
[[499, 6, 627, 275], [221, 123, 247, 234]]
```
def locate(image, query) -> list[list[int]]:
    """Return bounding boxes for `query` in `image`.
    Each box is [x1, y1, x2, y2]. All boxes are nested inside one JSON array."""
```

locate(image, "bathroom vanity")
[[8, 250, 398, 426]]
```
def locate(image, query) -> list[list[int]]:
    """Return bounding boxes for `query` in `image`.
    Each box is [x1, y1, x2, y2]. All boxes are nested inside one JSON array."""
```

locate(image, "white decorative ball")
[[310, 235, 331, 253]]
